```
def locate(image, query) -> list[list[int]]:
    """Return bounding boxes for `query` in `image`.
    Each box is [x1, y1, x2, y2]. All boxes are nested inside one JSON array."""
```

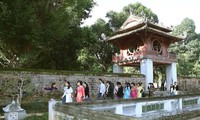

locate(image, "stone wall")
[[1, 69, 200, 98], [178, 77, 200, 92], [0, 70, 145, 97]]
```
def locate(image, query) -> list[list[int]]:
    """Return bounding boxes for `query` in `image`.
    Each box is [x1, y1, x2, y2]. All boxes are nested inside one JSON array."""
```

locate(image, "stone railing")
[[48, 99, 135, 120], [49, 94, 200, 120]]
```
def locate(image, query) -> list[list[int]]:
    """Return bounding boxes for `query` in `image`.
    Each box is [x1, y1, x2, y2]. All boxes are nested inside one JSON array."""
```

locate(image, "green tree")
[[170, 18, 200, 76], [78, 2, 159, 72], [78, 19, 116, 72], [173, 18, 197, 44], [0, 0, 95, 70], [106, 2, 158, 30]]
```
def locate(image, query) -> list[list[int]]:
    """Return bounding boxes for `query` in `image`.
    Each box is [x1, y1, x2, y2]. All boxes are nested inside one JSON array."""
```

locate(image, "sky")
[[83, 0, 200, 33]]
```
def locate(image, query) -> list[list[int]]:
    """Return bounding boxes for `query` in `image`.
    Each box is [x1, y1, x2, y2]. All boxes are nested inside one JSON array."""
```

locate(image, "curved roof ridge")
[[120, 14, 145, 29]]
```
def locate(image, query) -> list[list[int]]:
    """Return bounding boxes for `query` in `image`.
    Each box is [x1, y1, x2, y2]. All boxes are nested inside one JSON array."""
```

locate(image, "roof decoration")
[[120, 14, 144, 30], [107, 14, 183, 42]]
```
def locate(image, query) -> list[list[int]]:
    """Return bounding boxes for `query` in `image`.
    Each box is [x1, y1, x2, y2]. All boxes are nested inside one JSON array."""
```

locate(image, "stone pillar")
[[179, 98, 183, 110], [166, 63, 177, 90], [49, 99, 57, 120], [164, 100, 172, 111], [113, 64, 123, 73], [115, 104, 123, 115], [135, 103, 142, 117], [197, 97, 200, 105], [140, 59, 153, 90]]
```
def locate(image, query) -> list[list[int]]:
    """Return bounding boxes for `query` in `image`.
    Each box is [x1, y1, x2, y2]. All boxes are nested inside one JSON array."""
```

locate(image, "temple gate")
[[106, 14, 183, 90]]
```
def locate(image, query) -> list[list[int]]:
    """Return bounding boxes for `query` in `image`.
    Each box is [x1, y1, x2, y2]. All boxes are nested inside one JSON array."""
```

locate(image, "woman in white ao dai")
[[62, 81, 73, 103]]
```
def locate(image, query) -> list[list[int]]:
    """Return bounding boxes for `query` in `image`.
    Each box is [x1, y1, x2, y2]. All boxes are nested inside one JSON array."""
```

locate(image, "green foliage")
[[22, 102, 48, 114], [123, 67, 140, 74], [78, 19, 116, 72], [106, 2, 158, 30], [177, 53, 194, 76], [170, 18, 200, 76], [173, 18, 197, 43], [0, 0, 95, 70], [81, 2, 159, 72], [1, 0, 198, 77], [90, 19, 116, 70]]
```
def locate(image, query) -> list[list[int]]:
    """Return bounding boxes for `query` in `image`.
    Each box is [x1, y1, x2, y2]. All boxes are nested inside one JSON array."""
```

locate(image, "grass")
[[24, 113, 48, 120]]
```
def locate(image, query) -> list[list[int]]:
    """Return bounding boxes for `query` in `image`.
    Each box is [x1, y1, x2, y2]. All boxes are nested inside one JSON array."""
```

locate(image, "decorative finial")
[[108, 20, 116, 32], [181, 31, 187, 39], [129, 8, 134, 15], [140, 10, 144, 17], [100, 33, 107, 41]]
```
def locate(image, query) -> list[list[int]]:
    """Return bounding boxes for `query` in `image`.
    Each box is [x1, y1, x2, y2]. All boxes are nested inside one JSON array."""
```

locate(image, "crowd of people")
[[61, 79, 145, 104], [44, 79, 180, 104]]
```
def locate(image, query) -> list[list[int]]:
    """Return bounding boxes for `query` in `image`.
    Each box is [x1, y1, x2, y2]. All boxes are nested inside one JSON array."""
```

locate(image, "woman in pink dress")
[[76, 81, 85, 103], [114, 82, 120, 99], [130, 82, 137, 99]]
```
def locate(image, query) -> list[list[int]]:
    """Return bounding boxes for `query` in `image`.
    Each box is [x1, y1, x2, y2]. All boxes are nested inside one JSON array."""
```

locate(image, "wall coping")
[[178, 76, 200, 79], [54, 102, 137, 120], [60, 93, 200, 106], [1, 69, 200, 79], [51, 93, 200, 120], [0, 69, 145, 77]]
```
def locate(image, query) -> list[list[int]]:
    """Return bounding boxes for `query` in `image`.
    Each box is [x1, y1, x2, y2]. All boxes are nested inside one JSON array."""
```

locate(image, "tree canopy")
[[0, 0, 95, 69], [0, 1, 199, 77], [77, 2, 159, 72], [170, 18, 200, 76], [106, 2, 158, 30]]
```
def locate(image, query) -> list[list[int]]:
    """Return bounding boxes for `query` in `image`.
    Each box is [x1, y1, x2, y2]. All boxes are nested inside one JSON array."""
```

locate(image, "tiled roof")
[[107, 15, 182, 42], [107, 25, 183, 42]]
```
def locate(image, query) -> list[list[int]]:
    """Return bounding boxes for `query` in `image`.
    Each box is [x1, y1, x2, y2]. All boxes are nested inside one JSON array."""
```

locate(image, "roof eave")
[[147, 21, 172, 32], [106, 25, 147, 42], [146, 27, 183, 42]]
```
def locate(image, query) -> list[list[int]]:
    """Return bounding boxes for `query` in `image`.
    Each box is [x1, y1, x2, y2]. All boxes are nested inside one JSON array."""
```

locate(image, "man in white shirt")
[[97, 78, 106, 100]]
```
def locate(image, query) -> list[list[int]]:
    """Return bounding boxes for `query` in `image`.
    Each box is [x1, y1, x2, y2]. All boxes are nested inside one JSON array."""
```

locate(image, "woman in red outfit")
[[130, 82, 137, 99], [76, 81, 85, 102]]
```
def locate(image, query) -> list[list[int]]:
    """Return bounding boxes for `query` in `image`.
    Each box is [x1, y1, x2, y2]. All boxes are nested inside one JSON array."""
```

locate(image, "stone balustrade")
[[49, 94, 200, 120]]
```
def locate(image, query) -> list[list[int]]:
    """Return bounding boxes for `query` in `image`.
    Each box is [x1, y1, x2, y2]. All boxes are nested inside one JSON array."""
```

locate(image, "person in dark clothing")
[[161, 80, 165, 91], [44, 83, 57, 92], [83, 82, 90, 101], [106, 81, 114, 99], [117, 82, 124, 98], [173, 82, 179, 91], [148, 83, 155, 97]]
